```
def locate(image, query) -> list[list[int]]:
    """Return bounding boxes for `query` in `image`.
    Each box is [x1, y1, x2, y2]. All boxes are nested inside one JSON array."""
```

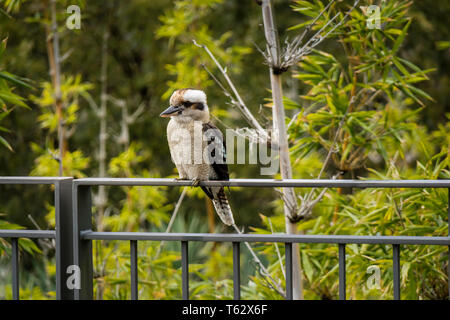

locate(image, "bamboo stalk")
[[260, 0, 303, 300], [97, 29, 109, 231], [47, 0, 64, 176]]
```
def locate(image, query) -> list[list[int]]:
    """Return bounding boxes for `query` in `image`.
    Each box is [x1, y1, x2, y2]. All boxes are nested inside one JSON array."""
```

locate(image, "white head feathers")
[[183, 89, 207, 104]]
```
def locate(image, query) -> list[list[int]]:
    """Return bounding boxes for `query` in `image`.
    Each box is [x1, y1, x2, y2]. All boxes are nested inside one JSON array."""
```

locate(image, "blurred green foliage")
[[0, 0, 448, 300], [0, 37, 30, 151]]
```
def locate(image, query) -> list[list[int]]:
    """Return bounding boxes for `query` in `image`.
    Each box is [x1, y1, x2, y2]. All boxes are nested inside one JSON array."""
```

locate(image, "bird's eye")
[[183, 102, 193, 107]]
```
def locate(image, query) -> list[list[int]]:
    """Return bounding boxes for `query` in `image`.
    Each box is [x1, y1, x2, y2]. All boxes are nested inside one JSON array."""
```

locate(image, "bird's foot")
[[191, 178, 201, 187]]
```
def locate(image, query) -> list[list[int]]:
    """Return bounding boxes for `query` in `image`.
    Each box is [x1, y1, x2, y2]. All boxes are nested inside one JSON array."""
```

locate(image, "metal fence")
[[0, 177, 73, 300], [1, 177, 449, 300]]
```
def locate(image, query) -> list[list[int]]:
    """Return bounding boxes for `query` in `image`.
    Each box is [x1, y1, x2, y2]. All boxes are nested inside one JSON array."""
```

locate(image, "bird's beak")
[[160, 105, 181, 117]]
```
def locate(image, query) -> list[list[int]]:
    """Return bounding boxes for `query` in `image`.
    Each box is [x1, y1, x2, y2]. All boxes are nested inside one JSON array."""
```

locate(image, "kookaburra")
[[160, 88, 235, 226]]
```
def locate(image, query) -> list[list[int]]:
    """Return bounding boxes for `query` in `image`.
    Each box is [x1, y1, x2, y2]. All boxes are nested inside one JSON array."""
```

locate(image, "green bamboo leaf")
[[0, 92, 29, 109], [295, 73, 323, 81], [0, 135, 13, 151], [325, 95, 336, 113], [406, 84, 435, 102], [376, 139, 388, 162], [0, 125, 11, 133], [0, 7, 12, 19], [0, 109, 10, 121], [0, 38, 6, 56], [0, 71, 33, 89], [392, 19, 411, 54], [396, 57, 423, 73], [435, 41, 450, 50], [392, 57, 409, 76], [301, 252, 314, 282], [18, 238, 41, 255]]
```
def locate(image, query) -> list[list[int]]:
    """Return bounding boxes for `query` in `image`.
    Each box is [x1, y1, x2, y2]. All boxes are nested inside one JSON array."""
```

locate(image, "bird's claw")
[[191, 178, 201, 187], [174, 177, 201, 187]]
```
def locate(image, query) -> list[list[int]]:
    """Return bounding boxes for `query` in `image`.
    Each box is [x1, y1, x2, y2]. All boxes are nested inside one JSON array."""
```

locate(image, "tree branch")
[[127, 101, 146, 124], [268, 217, 285, 280], [154, 187, 188, 259], [80, 91, 100, 115], [193, 40, 270, 143], [265, 0, 360, 71]]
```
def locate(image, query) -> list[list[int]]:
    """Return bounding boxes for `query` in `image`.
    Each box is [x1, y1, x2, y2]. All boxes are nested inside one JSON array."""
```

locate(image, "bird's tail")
[[210, 187, 235, 226]]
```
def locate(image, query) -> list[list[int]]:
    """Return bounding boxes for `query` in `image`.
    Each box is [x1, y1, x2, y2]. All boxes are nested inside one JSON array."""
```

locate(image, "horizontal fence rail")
[[74, 177, 450, 188], [1, 177, 449, 300], [0, 230, 56, 239], [80, 231, 450, 245]]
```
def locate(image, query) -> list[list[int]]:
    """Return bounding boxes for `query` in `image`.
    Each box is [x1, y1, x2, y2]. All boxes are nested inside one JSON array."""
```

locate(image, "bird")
[[160, 88, 235, 226]]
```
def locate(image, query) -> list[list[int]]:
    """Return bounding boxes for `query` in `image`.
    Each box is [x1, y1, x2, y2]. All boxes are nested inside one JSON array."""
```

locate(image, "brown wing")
[[202, 122, 229, 181], [201, 122, 229, 200]]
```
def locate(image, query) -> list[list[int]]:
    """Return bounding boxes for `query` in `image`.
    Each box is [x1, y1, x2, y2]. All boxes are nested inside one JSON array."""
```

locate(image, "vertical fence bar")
[[11, 238, 19, 300], [181, 241, 189, 300], [54, 178, 74, 300], [339, 243, 346, 300], [448, 188, 450, 300], [233, 242, 241, 300], [73, 184, 93, 300], [285, 242, 293, 300], [393, 244, 400, 300], [130, 240, 138, 300]]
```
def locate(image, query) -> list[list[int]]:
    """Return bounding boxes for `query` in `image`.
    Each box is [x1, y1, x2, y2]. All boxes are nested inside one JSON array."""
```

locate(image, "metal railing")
[[0, 177, 73, 300], [1, 177, 450, 300]]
